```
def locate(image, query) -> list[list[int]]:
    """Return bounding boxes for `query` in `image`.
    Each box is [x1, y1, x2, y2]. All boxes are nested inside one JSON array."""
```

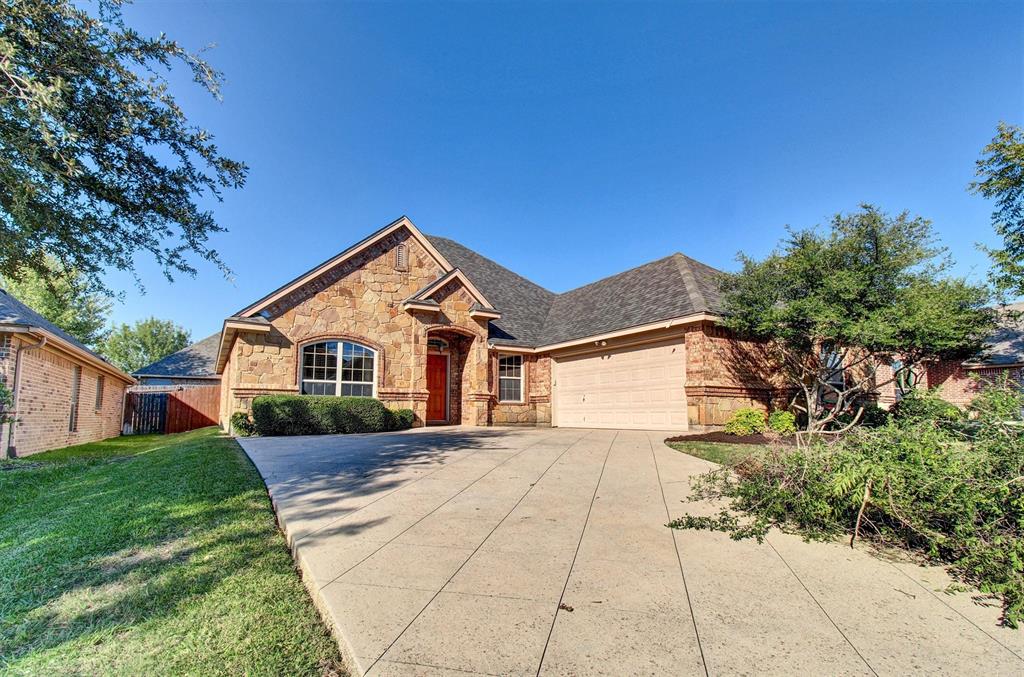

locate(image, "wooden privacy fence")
[[124, 384, 220, 435]]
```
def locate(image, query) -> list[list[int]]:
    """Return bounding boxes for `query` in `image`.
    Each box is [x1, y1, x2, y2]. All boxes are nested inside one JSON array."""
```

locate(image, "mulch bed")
[[666, 431, 793, 446]]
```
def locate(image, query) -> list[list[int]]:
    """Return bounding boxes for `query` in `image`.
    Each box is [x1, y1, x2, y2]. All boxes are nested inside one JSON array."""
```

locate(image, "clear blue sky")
[[106, 0, 1024, 342]]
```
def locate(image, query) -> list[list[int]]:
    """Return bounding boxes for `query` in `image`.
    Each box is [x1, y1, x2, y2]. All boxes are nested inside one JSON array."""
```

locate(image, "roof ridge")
[[551, 252, 680, 297], [672, 253, 708, 311], [424, 235, 556, 297]]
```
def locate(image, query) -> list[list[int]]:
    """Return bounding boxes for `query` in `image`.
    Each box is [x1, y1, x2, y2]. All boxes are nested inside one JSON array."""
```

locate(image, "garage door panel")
[[554, 338, 687, 431]]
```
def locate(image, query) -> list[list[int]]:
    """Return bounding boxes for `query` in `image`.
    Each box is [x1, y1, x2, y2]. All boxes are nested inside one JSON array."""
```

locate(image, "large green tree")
[[721, 205, 995, 433], [102, 317, 190, 373], [972, 122, 1024, 296], [0, 0, 246, 296], [1, 256, 111, 348]]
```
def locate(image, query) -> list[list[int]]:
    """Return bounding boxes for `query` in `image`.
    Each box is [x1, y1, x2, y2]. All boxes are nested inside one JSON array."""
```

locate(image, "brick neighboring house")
[[134, 333, 221, 386], [208, 216, 781, 432], [0, 289, 134, 457], [882, 301, 1024, 408]]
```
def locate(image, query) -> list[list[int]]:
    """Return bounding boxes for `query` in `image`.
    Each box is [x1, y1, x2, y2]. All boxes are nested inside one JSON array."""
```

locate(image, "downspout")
[[5, 332, 46, 459]]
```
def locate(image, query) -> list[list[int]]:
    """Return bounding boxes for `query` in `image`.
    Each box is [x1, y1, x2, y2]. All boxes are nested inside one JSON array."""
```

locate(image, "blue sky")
[[107, 0, 1024, 342]]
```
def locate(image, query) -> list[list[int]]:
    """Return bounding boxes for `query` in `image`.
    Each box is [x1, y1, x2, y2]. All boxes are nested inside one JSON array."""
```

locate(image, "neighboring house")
[[0, 289, 134, 457], [909, 302, 1024, 408], [214, 216, 779, 431], [134, 333, 221, 386]]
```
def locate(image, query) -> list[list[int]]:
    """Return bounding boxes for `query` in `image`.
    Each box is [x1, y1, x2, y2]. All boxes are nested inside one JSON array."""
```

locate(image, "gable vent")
[[395, 244, 409, 272]]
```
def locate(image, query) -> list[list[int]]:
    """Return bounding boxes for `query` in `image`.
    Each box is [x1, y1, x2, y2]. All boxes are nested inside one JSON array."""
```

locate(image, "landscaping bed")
[[0, 428, 344, 675]]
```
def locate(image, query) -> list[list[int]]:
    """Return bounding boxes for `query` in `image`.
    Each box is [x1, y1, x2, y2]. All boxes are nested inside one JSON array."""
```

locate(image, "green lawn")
[[0, 428, 344, 676], [666, 440, 764, 465]]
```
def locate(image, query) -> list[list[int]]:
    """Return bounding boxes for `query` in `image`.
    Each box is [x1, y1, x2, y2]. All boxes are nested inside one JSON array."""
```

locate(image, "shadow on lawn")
[[0, 432, 307, 664]]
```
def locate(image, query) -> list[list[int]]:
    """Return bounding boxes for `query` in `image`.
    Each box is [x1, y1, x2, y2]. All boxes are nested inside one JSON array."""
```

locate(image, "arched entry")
[[425, 327, 476, 425]]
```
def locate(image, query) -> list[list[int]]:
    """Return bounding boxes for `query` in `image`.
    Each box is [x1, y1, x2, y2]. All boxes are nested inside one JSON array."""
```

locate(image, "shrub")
[[831, 403, 890, 430], [767, 410, 797, 435], [250, 395, 400, 436], [724, 407, 766, 436], [230, 411, 256, 437], [389, 408, 415, 430], [890, 389, 963, 423], [668, 381, 1024, 627]]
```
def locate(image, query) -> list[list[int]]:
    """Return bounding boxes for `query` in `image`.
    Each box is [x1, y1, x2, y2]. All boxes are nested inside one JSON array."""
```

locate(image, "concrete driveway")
[[240, 428, 1023, 676]]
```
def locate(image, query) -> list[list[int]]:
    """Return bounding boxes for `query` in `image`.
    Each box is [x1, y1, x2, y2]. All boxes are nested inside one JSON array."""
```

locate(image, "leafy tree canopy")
[[721, 205, 995, 432], [0, 0, 247, 296], [102, 316, 190, 373], [971, 122, 1024, 296], [0, 256, 112, 348]]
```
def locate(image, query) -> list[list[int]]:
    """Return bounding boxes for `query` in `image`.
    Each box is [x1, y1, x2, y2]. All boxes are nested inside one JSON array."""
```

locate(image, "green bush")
[[767, 410, 797, 435], [669, 381, 1024, 627], [890, 389, 963, 423], [250, 395, 415, 436], [230, 411, 256, 437], [832, 403, 890, 430], [390, 408, 415, 430], [724, 407, 767, 436]]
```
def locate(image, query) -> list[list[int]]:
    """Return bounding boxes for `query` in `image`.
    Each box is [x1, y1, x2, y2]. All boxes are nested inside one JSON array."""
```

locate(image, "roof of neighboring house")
[[134, 332, 221, 378], [966, 302, 1024, 367], [0, 287, 133, 382]]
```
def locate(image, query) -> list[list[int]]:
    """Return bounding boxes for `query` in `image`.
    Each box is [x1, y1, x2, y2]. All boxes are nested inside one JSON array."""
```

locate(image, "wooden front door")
[[426, 353, 448, 422]]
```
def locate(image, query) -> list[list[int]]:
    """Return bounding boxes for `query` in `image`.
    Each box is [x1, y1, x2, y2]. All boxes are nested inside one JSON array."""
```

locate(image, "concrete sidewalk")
[[240, 428, 1023, 676]]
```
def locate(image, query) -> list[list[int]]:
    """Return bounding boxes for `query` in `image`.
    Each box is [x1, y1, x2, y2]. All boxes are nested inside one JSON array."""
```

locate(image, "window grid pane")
[[301, 340, 375, 397]]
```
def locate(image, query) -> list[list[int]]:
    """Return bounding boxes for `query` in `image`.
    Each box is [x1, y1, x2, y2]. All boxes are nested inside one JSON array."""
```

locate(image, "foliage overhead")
[[102, 316, 190, 373], [971, 122, 1024, 296], [669, 379, 1024, 627], [0, 0, 247, 296], [720, 205, 994, 432], [0, 256, 111, 348]]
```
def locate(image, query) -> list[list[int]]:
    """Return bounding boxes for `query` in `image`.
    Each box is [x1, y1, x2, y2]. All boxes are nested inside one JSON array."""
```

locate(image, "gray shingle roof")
[[134, 332, 221, 377], [537, 253, 725, 346], [0, 287, 116, 365], [425, 236, 556, 346], [426, 236, 725, 347], [966, 302, 1024, 367]]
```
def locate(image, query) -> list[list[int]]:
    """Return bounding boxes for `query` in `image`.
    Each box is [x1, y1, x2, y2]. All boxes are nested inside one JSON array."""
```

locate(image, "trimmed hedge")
[[250, 395, 415, 436]]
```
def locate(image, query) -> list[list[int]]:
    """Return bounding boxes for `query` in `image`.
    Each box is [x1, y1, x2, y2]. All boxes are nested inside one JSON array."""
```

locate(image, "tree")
[[1, 256, 111, 348], [0, 0, 247, 296], [102, 317, 190, 373], [721, 205, 995, 434], [971, 122, 1024, 296]]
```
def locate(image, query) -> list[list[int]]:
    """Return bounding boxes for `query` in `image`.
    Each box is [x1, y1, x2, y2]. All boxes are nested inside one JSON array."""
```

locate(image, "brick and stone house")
[[0, 289, 134, 457], [134, 333, 221, 386], [212, 216, 778, 431], [878, 301, 1024, 408]]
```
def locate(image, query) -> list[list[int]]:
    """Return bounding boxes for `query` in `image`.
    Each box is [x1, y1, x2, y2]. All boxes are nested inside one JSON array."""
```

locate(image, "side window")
[[69, 366, 82, 432], [498, 355, 524, 402]]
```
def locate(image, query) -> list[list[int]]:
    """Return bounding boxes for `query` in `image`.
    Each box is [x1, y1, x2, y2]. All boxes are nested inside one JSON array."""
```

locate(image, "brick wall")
[[925, 359, 1022, 407], [3, 336, 127, 457]]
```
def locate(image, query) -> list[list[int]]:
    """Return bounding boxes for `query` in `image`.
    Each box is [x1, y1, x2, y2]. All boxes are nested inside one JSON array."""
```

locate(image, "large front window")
[[301, 340, 376, 397], [498, 354, 523, 402]]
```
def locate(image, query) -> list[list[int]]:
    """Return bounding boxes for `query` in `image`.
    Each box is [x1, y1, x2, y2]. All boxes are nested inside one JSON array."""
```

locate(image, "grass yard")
[[666, 439, 764, 465], [0, 427, 344, 676]]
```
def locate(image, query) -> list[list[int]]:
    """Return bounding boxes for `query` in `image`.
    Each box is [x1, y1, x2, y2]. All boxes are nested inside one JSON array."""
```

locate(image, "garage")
[[552, 338, 688, 430]]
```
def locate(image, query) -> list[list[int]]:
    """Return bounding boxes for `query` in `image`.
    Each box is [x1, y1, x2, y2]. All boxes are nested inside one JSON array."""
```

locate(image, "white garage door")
[[553, 338, 687, 430]]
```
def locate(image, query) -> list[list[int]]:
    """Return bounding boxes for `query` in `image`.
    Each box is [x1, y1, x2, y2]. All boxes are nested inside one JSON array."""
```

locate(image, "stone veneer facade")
[[0, 333, 129, 457], [220, 230, 552, 428]]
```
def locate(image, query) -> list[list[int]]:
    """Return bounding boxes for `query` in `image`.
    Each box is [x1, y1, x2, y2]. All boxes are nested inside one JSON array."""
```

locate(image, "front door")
[[426, 353, 448, 423]]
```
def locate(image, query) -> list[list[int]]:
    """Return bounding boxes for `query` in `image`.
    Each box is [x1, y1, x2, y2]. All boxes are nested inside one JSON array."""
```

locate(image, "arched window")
[[300, 340, 376, 397]]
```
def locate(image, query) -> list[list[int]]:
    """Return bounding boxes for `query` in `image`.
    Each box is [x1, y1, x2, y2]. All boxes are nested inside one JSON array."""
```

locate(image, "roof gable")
[[237, 216, 454, 318], [404, 268, 496, 310]]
